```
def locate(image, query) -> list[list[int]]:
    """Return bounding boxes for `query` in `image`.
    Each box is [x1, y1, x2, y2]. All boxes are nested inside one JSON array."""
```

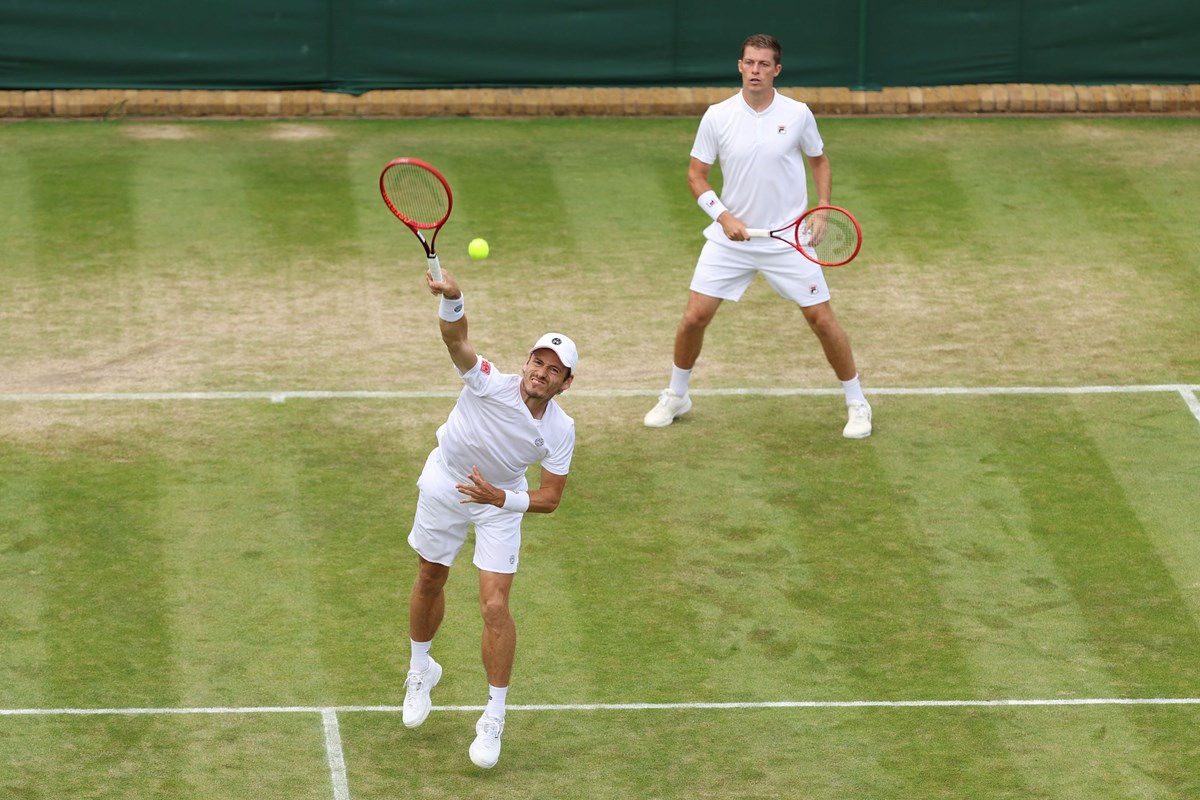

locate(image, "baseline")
[[1, 383, 1199, 403], [5, 696, 1200, 716]]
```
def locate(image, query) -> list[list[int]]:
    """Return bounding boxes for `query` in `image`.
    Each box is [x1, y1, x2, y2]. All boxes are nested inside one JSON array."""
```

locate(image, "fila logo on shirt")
[[481, 360, 491, 374], [777, 125, 787, 134]]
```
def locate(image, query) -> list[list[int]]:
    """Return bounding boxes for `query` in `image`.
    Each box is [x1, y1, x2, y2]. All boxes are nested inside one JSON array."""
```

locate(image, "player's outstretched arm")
[[428, 268, 477, 373]]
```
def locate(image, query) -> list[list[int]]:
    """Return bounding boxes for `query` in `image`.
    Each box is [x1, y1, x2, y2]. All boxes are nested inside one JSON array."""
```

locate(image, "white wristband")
[[438, 293, 464, 322], [697, 190, 728, 221], [502, 490, 530, 513]]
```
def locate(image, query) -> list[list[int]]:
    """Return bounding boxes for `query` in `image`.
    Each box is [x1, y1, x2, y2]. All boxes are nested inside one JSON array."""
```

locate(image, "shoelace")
[[478, 716, 503, 738]]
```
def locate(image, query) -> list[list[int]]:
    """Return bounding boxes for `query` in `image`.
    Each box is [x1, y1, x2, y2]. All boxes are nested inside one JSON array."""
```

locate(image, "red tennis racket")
[[379, 158, 453, 281], [747, 205, 862, 267]]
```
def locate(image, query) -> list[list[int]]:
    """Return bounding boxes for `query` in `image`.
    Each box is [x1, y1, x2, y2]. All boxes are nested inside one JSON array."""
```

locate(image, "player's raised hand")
[[428, 267, 461, 298]]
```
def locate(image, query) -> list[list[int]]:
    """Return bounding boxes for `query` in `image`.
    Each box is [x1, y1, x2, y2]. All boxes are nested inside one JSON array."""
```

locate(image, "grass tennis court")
[[2, 116, 1199, 799]]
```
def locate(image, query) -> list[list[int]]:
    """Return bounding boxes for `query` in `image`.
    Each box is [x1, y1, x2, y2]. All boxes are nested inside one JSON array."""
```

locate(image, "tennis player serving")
[[402, 267, 577, 769], [644, 33, 872, 438]]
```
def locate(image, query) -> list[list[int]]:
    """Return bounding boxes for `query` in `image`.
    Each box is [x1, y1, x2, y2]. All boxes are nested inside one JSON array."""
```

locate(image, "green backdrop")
[[1, 0, 1197, 91]]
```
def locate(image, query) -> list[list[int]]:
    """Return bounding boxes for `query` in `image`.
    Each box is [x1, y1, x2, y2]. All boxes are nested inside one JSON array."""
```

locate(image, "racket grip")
[[746, 229, 768, 239], [427, 253, 443, 282]]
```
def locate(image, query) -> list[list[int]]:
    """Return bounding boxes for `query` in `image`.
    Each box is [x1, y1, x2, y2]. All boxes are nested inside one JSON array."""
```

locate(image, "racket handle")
[[746, 229, 768, 239], [427, 253, 443, 282]]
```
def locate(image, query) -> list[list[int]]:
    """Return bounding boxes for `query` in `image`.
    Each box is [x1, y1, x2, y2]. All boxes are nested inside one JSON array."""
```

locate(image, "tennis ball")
[[468, 238, 490, 260]]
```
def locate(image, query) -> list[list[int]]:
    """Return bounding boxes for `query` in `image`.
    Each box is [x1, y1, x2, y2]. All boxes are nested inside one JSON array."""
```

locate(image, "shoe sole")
[[843, 428, 872, 439], [402, 661, 442, 729]]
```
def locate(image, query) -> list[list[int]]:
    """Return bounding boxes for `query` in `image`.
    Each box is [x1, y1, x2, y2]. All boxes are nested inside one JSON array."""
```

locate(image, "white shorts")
[[690, 239, 831, 306], [407, 449, 523, 574]]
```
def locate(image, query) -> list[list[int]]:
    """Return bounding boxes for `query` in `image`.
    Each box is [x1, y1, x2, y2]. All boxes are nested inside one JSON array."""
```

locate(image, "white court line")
[[1180, 388, 1200, 425], [3, 385, 1199, 428], [4, 697, 1200, 716], [321, 709, 350, 800], [2, 384, 1199, 403]]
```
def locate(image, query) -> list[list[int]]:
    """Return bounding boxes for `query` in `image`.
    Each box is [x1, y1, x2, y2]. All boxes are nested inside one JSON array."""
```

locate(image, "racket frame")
[[747, 204, 862, 267], [379, 157, 454, 280]]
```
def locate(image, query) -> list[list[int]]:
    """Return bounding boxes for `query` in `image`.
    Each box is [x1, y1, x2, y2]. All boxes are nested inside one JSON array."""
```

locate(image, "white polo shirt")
[[434, 355, 575, 491], [691, 90, 825, 249]]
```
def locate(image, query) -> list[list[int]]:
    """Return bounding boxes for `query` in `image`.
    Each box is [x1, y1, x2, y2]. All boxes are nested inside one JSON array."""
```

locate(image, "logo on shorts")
[[509, 555, 516, 565], [481, 360, 491, 374], [810, 285, 819, 295]]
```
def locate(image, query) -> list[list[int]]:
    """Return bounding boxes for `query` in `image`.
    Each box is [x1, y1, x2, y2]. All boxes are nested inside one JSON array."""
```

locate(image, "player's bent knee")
[[415, 560, 451, 593]]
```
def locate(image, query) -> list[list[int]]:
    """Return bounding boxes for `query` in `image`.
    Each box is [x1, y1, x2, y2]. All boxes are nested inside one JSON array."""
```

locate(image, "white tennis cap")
[[530, 332, 578, 372]]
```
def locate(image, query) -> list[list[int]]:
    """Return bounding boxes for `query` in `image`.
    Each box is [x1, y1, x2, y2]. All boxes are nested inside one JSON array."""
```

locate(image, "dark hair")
[[741, 34, 781, 64]]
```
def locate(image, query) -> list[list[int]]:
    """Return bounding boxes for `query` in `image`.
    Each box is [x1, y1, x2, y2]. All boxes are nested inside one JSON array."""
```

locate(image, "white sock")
[[841, 374, 867, 405], [409, 639, 432, 673], [669, 364, 692, 398], [485, 684, 508, 720]]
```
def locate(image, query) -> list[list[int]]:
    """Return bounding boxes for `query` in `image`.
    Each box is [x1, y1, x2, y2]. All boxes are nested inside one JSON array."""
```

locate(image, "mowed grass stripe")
[[874, 394, 1180, 798], [0, 451, 49, 705], [0, 136, 36, 277], [20, 138, 148, 372], [156, 404, 332, 707], [128, 125, 254, 269], [1077, 394, 1200, 623], [38, 444, 177, 708], [235, 128, 364, 265], [27, 133, 139, 275]]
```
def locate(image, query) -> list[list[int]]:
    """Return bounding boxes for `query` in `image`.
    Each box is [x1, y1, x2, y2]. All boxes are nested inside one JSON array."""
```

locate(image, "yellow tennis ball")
[[468, 238, 489, 260]]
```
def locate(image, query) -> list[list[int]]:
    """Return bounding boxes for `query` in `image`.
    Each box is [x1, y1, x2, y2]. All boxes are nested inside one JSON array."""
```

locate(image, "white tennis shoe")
[[402, 658, 442, 729], [469, 713, 505, 769], [843, 400, 873, 439], [643, 389, 692, 428]]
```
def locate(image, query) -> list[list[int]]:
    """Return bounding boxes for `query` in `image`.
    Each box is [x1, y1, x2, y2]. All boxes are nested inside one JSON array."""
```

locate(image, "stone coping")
[[2, 85, 1199, 119]]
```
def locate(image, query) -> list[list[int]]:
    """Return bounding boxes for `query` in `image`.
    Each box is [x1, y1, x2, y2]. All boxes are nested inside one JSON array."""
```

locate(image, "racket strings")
[[813, 216, 854, 262], [382, 165, 451, 228], [806, 212, 858, 264]]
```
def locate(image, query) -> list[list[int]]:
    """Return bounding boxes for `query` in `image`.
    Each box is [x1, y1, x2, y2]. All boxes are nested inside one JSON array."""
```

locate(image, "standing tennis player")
[[644, 33, 872, 438], [402, 268, 577, 769]]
